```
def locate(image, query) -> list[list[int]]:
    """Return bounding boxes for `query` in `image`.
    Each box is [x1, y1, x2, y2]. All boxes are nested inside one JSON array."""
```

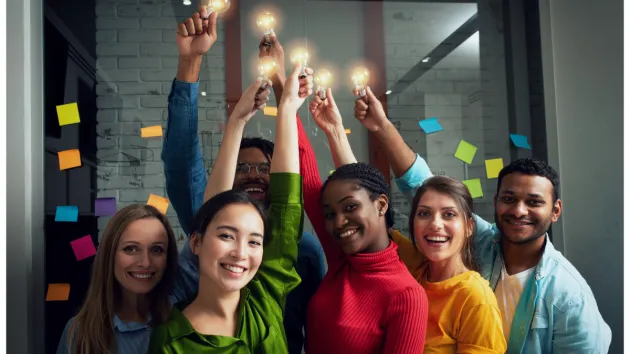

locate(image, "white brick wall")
[[95, 0, 226, 249]]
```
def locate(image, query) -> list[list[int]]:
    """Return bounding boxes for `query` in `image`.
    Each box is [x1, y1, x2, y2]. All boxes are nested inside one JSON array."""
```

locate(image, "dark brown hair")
[[67, 204, 178, 353], [408, 176, 477, 271]]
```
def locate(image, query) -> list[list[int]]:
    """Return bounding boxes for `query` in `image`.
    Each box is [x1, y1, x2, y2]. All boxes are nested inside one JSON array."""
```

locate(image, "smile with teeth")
[[245, 187, 264, 193], [425, 235, 450, 243], [129, 272, 155, 279], [339, 229, 358, 238], [507, 220, 532, 226], [221, 264, 247, 273]]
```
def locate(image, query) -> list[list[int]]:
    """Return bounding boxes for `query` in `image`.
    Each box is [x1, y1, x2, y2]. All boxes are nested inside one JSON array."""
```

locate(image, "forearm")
[[176, 55, 203, 82], [373, 120, 416, 177], [203, 119, 245, 201], [325, 125, 357, 168], [271, 104, 299, 174], [271, 73, 286, 103]]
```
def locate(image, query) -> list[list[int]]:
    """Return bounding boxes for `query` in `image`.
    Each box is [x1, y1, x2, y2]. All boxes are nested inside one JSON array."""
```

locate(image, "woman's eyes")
[[122, 245, 165, 253], [218, 233, 234, 240], [122, 245, 139, 253]]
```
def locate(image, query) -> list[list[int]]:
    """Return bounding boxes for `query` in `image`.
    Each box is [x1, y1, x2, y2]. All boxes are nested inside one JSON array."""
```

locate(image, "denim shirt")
[[162, 79, 326, 354], [394, 154, 612, 354]]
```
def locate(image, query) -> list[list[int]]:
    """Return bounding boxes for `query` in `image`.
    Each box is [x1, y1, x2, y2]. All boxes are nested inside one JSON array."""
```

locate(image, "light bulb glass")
[[258, 57, 277, 80], [256, 11, 276, 35], [351, 66, 370, 96], [314, 69, 332, 99], [201, 0, 230, 14], [290, 47, 310, 67]]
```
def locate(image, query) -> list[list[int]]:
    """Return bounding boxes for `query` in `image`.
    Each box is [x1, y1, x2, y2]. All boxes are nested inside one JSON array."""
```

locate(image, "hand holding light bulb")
[[229, 77, 272, 124], [314, 69, 332, 100], [258, 56, 277, 88], [280, 62, 314, 113], [290, 47, 310, 78], [353, 86, 388, 133], [309, 86, 343, 136], [256, 11, 276, 46], [176, 6, 218, 59], [351, 66, 370, 97]]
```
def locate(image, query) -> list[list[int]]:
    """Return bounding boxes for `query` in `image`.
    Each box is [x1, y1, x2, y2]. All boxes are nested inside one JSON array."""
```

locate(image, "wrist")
[[176, 55, 203, 82], [372, 119, 395, 137], [225, 116, 247, 130], [324, 124, 345, 139]]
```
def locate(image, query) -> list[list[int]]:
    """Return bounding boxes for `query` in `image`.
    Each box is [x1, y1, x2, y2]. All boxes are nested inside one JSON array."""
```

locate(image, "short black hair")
[[497, 158, 560, 201], [321, 162, 395, 228], [240, 137, 274, 162]]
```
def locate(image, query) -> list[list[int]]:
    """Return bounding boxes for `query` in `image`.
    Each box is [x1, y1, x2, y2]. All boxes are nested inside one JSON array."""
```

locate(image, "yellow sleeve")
[[390, 230, 425, 279], [456, 303, 507, 354]]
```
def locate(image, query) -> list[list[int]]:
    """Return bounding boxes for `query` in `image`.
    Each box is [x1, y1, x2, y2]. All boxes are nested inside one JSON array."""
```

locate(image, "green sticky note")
[[462, 178, 483, 199], [329, 169, 335, 175], [454, 140, 477, 164], [56, 103, 81, 126], [485, 158, 504, 179]]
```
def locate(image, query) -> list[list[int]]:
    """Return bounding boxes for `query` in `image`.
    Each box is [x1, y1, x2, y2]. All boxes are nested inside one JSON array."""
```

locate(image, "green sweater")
[[148, 173, 304, 353]]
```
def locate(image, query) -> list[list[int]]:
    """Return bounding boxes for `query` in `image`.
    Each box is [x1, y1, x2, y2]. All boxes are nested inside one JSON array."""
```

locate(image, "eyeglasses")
[[236, 162, 271, 178]]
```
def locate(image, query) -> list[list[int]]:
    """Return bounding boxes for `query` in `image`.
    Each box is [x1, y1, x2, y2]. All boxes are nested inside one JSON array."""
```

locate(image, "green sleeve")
[[147, 327, 174, 354], [252, 172, 303, 310]]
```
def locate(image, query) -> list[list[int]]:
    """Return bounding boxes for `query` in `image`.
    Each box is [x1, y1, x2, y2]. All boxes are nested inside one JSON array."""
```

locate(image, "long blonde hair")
[[67, 204, 178, 353]]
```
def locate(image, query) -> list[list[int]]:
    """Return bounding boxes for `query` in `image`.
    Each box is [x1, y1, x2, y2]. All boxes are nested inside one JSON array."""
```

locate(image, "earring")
[[379, 210, 384, 216]]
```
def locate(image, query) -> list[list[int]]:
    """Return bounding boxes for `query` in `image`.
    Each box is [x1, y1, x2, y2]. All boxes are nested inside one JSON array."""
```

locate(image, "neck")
[[117, 289, 149, 323], [363, 228, 391, 254], [502, 234, 546, 275], [426, 256, 468, 282], [191, 275, 241, 320]]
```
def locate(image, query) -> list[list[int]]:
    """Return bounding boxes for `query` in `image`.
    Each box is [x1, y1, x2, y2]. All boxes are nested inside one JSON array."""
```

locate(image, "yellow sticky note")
[[485, 158, 504, 179], [263, 106, 278, 116], [141, 125, 163, 138], [56, 103, 81, 126], [147, 194, 169, 214], [329, 169, 335, 175], [462, 178, 483, 199], [58, 149, 82, 170], [345, 129, 351, 135], [46, 283, 70, 301], [454, 140, 477, 164]]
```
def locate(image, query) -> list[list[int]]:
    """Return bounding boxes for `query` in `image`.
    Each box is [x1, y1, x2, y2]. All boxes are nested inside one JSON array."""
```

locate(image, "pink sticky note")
[[70, 235, 97, 261]]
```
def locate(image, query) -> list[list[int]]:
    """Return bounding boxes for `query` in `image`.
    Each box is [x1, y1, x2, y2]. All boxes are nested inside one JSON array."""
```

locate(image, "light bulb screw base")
[[318, 89, 327, 100], [299, 65, 308, 79]]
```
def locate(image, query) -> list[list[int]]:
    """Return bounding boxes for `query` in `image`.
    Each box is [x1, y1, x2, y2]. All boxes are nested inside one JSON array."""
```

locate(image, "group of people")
[[57, 5, 612, 354]]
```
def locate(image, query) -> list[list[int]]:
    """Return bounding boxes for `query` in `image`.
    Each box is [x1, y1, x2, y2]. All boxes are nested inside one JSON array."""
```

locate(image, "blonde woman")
[[57, 204, 179, 354]]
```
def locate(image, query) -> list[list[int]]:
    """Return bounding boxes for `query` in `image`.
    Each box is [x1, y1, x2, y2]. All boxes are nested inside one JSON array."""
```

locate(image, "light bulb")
[[314, 69, 332, 99], [290, 47, 310, 78], [351, 66, 370, 97], [258, 57, 277, 86], [256, 11, 276, 44], [201, 0, 230, 14]]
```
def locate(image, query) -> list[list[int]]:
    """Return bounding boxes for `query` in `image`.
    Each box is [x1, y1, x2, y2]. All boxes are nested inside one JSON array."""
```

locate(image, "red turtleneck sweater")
[[296, 117, 429, 354]]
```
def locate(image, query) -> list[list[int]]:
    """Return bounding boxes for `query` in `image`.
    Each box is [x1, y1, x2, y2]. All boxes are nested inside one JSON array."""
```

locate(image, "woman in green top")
[[148, 62, 313, 353]]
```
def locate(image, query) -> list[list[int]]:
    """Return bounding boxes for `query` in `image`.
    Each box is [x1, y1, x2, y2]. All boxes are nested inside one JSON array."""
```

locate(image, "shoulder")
[[453, 271, 500, 309]]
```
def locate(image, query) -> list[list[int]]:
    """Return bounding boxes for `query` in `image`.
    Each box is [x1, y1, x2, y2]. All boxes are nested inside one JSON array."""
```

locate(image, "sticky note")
[[147, 194, 169, 214], [345, 129, 351, 135], [485, 158, 504, 179], [56, 103, 81, 126], [462, 178, 483, 199], [55, 206, 79, 222], [46, 283, 70, 301], [70, 235, 97, 261], [263, 106, 278, 116], [454, 140, 477, 164], [329, 169, 335, 175], [510, 134, 532, 149], [141, 125, 163, 138], [58, 149, 82, 170], [418, 117, 443, 134], [95, 197, 117, 216]]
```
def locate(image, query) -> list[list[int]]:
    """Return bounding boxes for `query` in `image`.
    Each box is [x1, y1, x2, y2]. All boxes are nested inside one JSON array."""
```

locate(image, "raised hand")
[[229, 78, 273, 123], [279, 62, 313, 112], [309, 88, 343, 135], [176, 6, 218, 58], [258, 33, 286, 83], [353, 86, 389, 133]]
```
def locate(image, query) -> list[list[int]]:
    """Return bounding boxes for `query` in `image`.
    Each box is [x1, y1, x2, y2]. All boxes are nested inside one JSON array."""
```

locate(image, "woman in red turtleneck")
[[295, 88, 428, 354]]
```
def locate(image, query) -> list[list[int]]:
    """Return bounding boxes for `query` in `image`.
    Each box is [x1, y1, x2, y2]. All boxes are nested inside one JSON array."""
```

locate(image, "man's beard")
[[494, 211, 553, 245]]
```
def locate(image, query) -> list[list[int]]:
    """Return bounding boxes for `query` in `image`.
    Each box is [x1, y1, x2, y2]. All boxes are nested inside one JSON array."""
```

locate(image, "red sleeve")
[[296, 114, 345, 270], [383, 286, 429, 354]]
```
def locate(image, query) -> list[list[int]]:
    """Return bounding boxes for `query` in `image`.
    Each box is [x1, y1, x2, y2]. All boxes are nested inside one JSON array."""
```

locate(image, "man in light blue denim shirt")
[[164, 12, 326, 354], [353, 93, 611, 353]]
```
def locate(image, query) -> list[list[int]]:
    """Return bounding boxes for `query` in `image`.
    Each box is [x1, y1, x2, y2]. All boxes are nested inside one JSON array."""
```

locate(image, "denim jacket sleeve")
[[161, 79, 207, 236]]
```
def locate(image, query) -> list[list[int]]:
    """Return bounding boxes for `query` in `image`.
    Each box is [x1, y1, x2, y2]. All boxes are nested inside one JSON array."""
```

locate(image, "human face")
[[192, 203, 264, 293], [494, 173, 562, 244], [233, 148, 270, 205], [413, 190, 473, 265], [321, 180, 388, 255], [114, 218, 169, 295]]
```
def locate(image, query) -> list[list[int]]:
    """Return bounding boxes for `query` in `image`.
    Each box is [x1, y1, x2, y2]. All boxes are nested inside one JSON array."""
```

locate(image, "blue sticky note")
[[55, 206, 79, 222], [418, 118, 443, 134], [510, 134, 532, 149]]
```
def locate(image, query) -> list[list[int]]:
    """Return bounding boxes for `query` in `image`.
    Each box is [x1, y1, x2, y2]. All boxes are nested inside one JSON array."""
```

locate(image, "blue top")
[[393, 154, 612, 354]]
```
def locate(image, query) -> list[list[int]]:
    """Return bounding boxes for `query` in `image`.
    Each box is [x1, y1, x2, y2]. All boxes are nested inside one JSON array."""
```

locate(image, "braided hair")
[[321, 162, 394, 228]]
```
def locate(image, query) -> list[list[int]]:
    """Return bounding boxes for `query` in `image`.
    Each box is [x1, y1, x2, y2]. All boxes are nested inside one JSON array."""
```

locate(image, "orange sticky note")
[[141, 125, 163, 138], [263, 106, 278, 116], [46, 283, 70, 301], [147, 194, 169, 214], [345, 129, 351, 134], [56, 103, 81, 126], [58, 149, 82, 170]]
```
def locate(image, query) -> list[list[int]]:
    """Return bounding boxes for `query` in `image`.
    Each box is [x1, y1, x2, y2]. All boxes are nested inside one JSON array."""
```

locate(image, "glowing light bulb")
[[201, 0, 230, 14], [256, 11, 276, 44], [314, 69, 332, 99], [351, 66, 370, 97], [258, 57, 277, 86], [290, 47, 310, 78]]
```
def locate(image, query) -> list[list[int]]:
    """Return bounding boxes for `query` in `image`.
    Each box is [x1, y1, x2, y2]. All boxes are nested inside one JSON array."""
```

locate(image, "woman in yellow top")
[[354, 91, 506, 353]]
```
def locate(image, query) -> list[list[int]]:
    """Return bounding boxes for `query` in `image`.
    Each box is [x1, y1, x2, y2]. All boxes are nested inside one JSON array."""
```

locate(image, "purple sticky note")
[[70, 235, 97, 261], [95, 197, 116, 216]]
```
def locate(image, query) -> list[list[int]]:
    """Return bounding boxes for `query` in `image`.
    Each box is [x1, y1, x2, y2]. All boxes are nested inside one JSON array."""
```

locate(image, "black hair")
[[240, 137, 275, 162], [321, 162, 394, 228], [497, 158, 560, 202], [190, 190, 268, 242]]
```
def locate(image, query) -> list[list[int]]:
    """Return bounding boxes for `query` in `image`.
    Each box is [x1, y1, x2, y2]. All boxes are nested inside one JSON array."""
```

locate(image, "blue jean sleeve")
[[392, 153, 433, 203]]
